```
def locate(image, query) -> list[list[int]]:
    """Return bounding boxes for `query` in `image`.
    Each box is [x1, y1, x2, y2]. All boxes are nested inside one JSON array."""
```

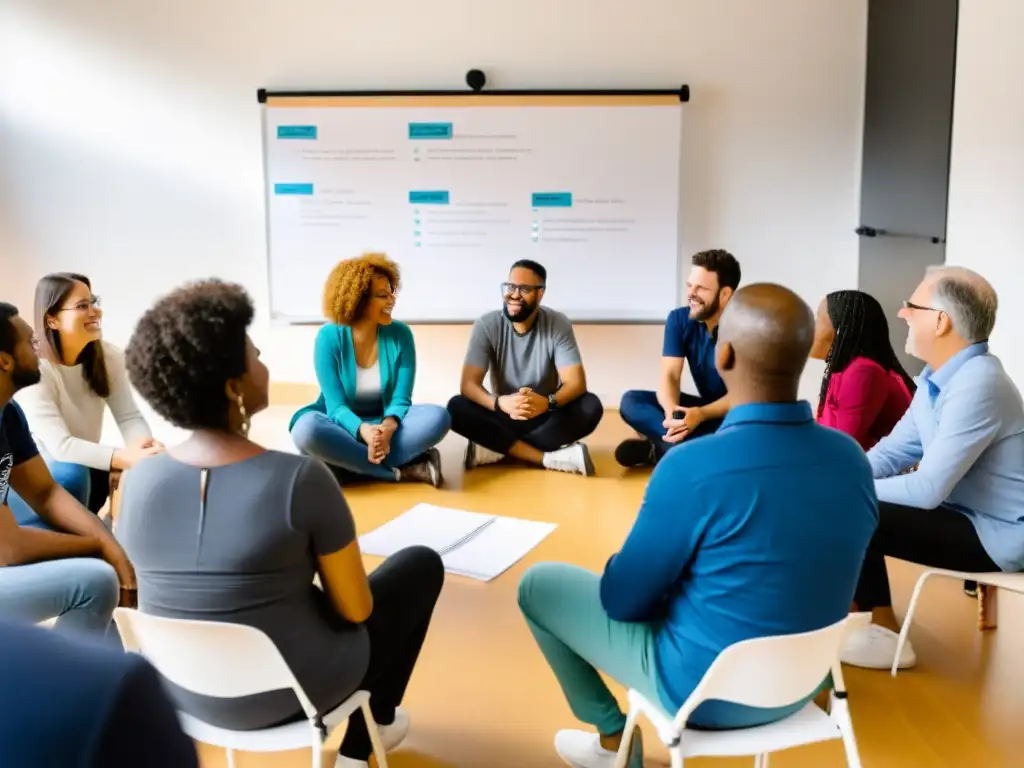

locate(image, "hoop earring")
[[232, 392, 250, 437]]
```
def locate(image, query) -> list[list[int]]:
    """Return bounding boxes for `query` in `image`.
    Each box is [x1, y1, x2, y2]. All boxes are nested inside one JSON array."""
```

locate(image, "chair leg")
[[225, 748, 236, 768], [978, 584, 998, 630], [754, 754, 770, 768], [891, 571, 938, 677], [612, 707, 641, 768], [360, 700, 389, 768], [669, 747, 685, 768], [831, 695, 863, 768]]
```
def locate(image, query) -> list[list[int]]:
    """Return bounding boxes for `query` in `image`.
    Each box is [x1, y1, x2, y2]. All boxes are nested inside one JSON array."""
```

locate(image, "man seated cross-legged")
[[518, 284, 879, 767], [447, 259, 603, 476], [615, 249, 741, 468]]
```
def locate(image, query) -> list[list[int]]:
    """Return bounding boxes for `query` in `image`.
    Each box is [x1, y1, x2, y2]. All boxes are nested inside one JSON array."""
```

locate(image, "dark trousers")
[[87, 468, 111, 514], [853, 502, 998, 611], [337, 546, 444, 760], [446, 393, 604, 455], [618, 390, 723, 459]]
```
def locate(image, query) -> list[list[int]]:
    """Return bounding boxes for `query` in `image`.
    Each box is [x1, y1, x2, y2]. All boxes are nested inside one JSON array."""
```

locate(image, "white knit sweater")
[[14, 341, 152, 470]]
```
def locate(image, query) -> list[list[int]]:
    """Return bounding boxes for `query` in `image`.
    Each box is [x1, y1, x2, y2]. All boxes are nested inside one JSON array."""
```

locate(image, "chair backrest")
[[673, 617, 848, 729], [114, 608, 316, 718]]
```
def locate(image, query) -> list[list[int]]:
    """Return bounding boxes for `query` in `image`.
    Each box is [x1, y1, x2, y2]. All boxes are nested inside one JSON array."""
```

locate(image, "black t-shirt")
[[0, 402, 39, 506]]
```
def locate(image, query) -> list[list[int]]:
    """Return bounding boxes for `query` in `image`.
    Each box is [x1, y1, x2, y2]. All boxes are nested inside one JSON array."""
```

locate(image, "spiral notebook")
[[358, 503, 557, 582]]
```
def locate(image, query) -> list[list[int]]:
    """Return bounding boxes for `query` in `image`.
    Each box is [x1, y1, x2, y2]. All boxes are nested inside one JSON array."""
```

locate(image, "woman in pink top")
[[810, 290, 915, 451]]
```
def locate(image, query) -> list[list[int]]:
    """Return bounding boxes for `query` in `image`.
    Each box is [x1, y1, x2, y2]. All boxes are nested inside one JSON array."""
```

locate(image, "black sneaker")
[[614, 438, 655, 468], [399, 448, 443, 487]]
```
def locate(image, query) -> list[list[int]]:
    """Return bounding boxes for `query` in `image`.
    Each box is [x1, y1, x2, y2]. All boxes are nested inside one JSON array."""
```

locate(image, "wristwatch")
[[547, 393, 558, 410]]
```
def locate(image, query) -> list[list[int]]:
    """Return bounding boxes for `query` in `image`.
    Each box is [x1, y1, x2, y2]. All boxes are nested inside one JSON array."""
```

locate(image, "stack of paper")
[[358, 503, 557, 582]]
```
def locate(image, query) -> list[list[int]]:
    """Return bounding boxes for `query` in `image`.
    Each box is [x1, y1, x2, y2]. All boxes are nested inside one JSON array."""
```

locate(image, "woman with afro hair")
[[117, 279, 444, 768], [289, 253, 450, 486], [809, 289, 914, 451]]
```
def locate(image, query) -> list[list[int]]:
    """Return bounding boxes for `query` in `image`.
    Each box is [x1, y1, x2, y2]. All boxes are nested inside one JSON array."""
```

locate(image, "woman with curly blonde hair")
[[290, 253, 450, 485]]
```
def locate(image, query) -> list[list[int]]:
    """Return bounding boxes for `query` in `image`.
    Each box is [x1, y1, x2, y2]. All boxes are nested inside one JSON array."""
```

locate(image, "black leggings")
[[854, 501, 999, 610], [446, 393, 604, 455], [336, 545, 444, 759]]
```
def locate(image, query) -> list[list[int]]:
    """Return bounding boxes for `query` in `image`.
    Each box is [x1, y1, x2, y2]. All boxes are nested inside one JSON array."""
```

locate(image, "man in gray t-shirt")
[[447, 260, 603, 476]]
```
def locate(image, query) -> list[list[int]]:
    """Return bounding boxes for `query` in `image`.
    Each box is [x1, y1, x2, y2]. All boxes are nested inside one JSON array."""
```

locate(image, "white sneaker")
[[464, 441, 504, 469], [554, 729, 642, 768], [379, 707, 410, 751], [542, 443, 595, 476], [840, 624, 916, 669]]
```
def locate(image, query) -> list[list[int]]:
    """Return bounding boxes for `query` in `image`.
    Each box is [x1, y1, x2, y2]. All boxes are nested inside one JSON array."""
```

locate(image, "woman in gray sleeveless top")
[[116, 279, 444, 768]]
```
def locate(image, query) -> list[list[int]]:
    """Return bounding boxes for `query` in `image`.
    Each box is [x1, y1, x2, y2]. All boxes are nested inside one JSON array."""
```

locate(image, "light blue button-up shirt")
[[868, 343, 1024, 571]]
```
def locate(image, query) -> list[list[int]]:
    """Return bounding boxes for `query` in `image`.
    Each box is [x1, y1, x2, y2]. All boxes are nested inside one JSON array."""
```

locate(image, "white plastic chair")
[[113, 608, 388, 768], [613, 618, 860, 768], [891, 568, 1024, 677]]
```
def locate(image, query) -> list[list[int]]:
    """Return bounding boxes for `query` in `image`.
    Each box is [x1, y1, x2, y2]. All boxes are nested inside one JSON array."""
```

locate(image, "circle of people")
[[1, 250, 1021, 768]]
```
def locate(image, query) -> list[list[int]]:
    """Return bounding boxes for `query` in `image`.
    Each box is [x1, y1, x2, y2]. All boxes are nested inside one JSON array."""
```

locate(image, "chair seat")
[[629, 690, 842, 759], [177, 690, 370, 753]]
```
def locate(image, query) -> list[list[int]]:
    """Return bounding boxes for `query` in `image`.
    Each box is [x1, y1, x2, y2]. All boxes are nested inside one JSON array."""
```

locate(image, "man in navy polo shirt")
[[616, 249, 741, 467]]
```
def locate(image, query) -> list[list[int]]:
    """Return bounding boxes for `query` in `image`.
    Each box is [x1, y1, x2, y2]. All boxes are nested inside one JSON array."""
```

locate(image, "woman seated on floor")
[[290, 253, 450, 487], [809, 289, 915, 451], [10, 272, 163, 527], [116, 279, 445, 768]]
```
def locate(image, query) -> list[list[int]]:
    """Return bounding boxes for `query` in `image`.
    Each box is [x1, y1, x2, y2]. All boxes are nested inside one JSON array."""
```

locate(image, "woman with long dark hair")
[[810, 290, 915, 451], [10, 273, 163, 525]]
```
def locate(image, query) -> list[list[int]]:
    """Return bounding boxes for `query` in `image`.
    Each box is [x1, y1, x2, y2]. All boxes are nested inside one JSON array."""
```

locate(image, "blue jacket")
[[290, 321, 416, 437]]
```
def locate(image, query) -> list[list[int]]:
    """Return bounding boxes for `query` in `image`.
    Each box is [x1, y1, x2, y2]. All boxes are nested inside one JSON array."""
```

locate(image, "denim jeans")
[[0, 558, 120, 642], [8, 458, 109, 529], [618, 390, 723, 460], [291, 404, 451, 481]]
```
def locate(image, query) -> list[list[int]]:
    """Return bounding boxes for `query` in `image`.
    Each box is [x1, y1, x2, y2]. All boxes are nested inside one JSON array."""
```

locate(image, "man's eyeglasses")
[[57, 296, 101, 313], [501, 283, 544, 298], [902, 300, 942, 313]]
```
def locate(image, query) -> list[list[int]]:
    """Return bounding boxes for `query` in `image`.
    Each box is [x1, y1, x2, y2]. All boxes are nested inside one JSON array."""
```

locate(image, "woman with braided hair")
[[810, 290, 915, 451]]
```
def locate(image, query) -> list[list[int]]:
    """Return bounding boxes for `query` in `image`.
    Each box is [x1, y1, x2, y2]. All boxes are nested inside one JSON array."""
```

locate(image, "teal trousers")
[[518, 562, 667, 736]]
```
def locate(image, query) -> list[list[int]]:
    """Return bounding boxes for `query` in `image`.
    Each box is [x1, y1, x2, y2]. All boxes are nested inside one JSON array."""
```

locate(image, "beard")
[[503, 297, 538, 322], [689, 290, 721, 322], [11, 364, 41, 390]]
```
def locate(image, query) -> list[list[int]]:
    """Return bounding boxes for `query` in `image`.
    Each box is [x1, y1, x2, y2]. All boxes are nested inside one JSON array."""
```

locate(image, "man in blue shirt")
[[615, 249, 741, 467], [841, 266, 1024, 671], [519, 284, 878, 768], [0, 302, 133, 640], [0, 619, 198, 767]]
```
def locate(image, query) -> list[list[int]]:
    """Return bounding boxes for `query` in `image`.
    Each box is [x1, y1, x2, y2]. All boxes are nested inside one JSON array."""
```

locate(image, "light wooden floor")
[[191, 407, 1024, 767]]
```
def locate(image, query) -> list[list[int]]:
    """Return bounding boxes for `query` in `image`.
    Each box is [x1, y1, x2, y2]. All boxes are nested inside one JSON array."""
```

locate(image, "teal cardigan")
[[289, 321, 416, 438]]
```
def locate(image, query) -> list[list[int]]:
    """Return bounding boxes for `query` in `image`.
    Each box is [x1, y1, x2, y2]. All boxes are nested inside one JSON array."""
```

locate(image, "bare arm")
[[696, 393, 731, 421], [657, 356, 684, 417], [7, 456, 135, 586], [553, 363, 587, 406], [0, 503, 102, 567], [317, 540, 373, 623], [460, 364, 499, 411]]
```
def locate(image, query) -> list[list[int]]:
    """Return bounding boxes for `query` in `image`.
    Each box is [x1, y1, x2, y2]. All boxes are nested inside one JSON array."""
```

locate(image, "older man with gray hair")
[[842, 266, 1024, 670]]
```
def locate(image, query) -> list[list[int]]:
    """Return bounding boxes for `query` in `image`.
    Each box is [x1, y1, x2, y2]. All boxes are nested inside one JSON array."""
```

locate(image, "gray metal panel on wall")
[[858, 0, 958, 375]]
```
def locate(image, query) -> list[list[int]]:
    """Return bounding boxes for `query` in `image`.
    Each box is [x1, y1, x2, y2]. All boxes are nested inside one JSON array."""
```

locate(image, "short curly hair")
[[322, 253, 400, 325], [125, 279, 254, 431], [692, 249, 741, 292]]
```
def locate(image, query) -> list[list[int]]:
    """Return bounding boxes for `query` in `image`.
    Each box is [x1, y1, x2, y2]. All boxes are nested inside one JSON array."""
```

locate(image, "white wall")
[[945, 0, 1024, 385], [0, 0, 866, 422]]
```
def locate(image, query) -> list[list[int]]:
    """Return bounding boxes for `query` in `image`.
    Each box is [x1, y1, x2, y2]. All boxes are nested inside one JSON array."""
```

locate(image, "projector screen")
[[260, 92, 684, 323]]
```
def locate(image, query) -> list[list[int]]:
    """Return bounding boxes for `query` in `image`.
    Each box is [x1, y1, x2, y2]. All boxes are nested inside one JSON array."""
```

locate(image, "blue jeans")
[[8, 458, 109, 529], [291, 405, 451, 481], [619, 390, 722, 459], [0, 558, 120, 641]]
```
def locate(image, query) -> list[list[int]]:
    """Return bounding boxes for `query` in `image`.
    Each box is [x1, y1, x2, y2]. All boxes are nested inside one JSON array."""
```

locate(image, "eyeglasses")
[[902, 300, 942, 313], [501, 282, 544, 298], [57, 296, 101, 313]]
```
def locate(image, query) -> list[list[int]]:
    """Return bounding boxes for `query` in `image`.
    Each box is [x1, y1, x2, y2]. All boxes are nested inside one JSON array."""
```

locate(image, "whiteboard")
[[260, 93, 683, 323]]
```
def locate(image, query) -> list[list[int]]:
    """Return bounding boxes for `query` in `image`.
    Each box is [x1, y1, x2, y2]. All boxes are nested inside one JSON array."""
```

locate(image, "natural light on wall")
[[0, 5, 253, 204]]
